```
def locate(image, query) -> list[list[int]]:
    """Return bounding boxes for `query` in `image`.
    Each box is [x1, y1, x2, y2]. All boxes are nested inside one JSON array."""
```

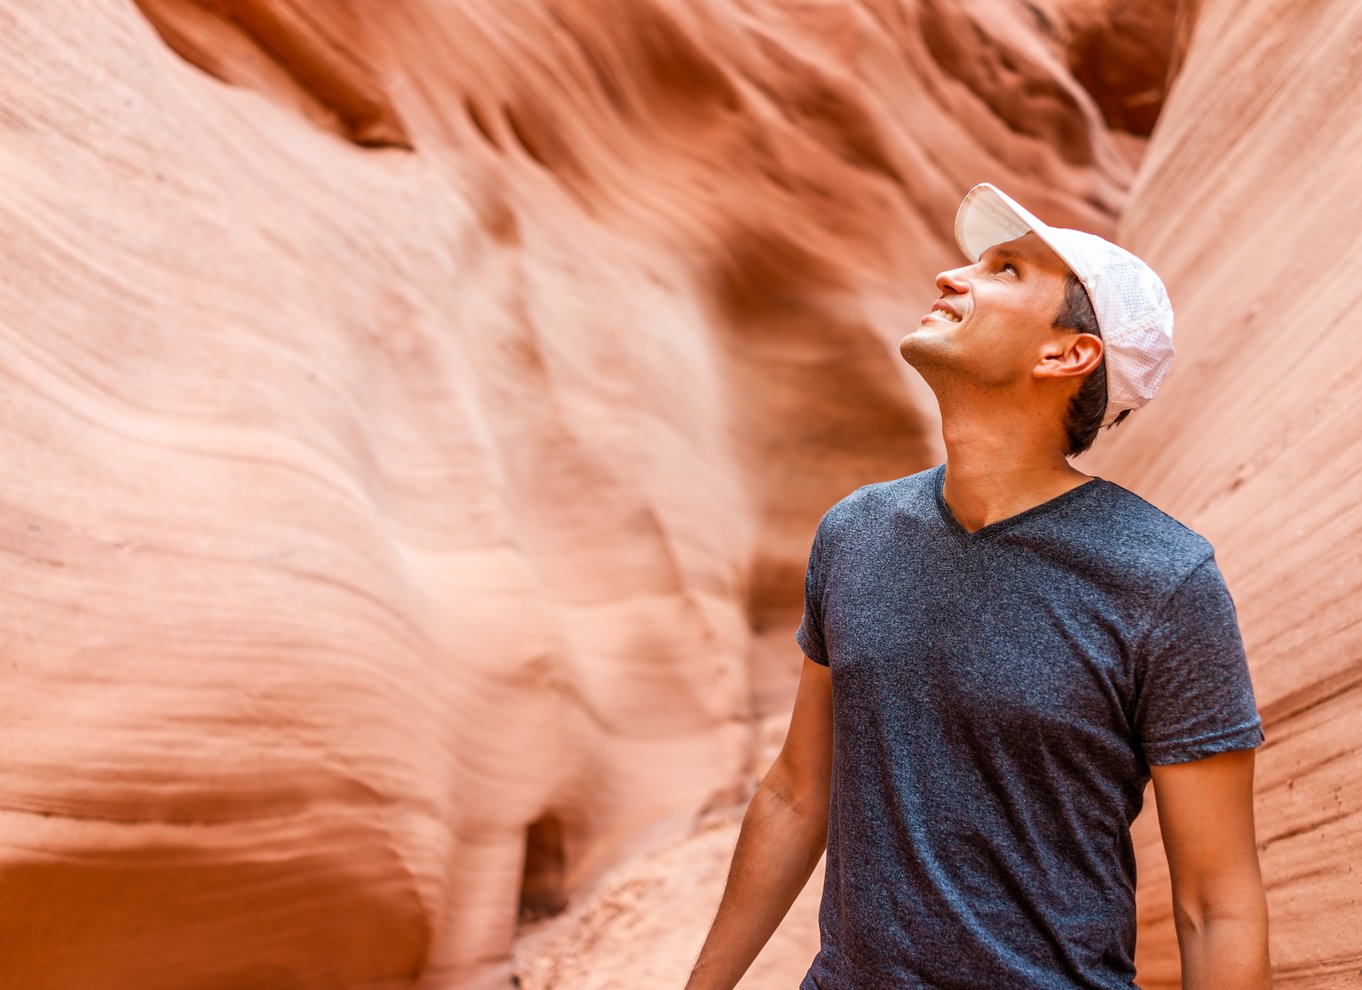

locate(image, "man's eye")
[[1001, 262, 1019, 275]]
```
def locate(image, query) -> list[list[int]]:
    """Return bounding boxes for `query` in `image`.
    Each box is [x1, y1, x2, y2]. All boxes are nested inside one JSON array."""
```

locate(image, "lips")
[[924, 301, 963, 323]]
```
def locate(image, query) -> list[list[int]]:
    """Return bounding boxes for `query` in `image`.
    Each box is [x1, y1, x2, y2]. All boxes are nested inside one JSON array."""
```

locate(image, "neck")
[[937, 403, 1095, 534]]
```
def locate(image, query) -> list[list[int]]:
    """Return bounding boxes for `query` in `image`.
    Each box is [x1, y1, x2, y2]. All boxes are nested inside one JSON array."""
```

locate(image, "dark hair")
[[1054, 272, 1130, 457]]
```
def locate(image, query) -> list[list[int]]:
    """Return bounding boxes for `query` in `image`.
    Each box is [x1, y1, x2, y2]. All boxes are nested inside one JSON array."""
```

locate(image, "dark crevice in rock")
[[465, 96, 502, 151], [130, 0, 413, 150], [518, 812, 569, 924], [1063, 0, 1182, 137], [915, 0, 1097, 167]]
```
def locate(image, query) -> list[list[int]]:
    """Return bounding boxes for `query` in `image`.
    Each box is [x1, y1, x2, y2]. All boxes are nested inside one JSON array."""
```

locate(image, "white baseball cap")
[[953, 182, 1175, 428]]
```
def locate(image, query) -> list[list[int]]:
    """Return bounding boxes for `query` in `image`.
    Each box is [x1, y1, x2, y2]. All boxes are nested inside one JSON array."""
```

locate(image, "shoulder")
[[1090, 478, 1217, 586], [816, 466, 937, 539]]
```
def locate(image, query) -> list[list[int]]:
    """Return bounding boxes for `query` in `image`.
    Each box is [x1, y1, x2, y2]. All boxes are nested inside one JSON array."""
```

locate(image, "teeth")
[[937, 308, 960, 322]]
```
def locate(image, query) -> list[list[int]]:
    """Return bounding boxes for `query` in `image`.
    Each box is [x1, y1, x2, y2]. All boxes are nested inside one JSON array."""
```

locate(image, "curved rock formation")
[[131, 0, 413, 148], [512, 1, 1362, 987], [1091, 0, 1362, 984], [10, 0, 1350, 988]]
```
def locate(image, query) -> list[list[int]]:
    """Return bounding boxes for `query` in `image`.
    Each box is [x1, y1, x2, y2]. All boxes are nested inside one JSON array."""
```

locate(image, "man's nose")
[[936, 267, 968, 294]]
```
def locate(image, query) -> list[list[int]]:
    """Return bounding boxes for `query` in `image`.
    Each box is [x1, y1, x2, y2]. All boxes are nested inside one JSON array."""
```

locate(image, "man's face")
[[899, 230, 1074, 390]]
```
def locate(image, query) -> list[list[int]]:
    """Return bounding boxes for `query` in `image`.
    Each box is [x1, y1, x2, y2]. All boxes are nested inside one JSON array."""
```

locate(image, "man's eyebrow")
[[981, 245, 1025, 264]]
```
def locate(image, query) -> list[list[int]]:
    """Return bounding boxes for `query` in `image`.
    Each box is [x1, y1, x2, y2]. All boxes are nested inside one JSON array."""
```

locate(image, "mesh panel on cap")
[[1088, 256, 1174, 412]]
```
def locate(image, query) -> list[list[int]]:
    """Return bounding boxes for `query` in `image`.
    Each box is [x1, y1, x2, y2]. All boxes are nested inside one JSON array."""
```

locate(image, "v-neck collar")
[[932, 463, 1105, 550]]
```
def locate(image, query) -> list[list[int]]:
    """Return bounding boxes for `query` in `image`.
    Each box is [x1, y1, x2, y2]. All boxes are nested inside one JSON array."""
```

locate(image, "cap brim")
[[955, 182, 1097, 304], [954, 183, 1053, 262]]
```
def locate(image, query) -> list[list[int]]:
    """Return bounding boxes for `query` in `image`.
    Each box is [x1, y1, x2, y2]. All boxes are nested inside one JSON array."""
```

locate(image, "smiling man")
[[685, 184, 1271, 989]]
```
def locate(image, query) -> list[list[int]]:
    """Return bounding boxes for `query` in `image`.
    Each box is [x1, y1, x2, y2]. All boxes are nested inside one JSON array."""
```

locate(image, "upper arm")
[[1134, 555, 1264, 764], [763, 656, 833, 816], [1150, 748, 1265, 921]]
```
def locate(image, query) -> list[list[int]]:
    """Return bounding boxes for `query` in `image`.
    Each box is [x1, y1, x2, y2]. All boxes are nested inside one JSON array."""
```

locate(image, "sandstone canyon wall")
[[0, 1, 1354, 989], [1087, 0, 1362, 984]]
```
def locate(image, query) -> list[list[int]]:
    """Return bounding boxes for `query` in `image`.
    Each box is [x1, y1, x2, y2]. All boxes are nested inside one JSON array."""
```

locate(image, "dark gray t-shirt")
[[795, 463, 1264, 990]]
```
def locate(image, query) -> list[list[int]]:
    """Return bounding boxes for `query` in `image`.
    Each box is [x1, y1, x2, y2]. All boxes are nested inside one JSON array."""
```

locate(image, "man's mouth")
[[923, 301, 963, 323]]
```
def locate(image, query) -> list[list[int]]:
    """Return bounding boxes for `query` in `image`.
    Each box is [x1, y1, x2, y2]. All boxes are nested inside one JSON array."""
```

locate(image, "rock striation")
[[4, 0, 1353, 988], [1088, 0, 1362, 984]]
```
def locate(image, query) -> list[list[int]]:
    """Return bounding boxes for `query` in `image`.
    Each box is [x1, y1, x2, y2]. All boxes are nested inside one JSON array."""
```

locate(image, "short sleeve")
[[1133, 554, 1265, 765], [794, 521, 829, 666]]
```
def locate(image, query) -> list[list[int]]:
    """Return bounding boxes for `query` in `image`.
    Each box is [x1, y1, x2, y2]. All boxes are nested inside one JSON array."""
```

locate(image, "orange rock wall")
[[6, 0, 1354, 988], [0, 1, 1141, 985], [1083, 0, 1362, 985]]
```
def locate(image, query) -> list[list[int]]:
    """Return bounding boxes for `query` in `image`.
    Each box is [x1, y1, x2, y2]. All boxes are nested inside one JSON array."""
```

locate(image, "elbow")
[[1172, 897, 1209, 937], [782, 786, 827, 836], [758, 775, 830, 863], [1172, 881, 1269, 935], [759, 759, 829, 820], [763, 775, 828, 823]]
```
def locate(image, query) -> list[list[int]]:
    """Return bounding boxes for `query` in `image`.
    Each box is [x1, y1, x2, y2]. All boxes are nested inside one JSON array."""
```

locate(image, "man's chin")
[[898, 331, 937, 364], [899, 334, 962, 376]]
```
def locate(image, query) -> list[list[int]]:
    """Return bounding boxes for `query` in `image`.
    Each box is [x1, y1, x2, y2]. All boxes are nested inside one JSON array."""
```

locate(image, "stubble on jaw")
[[897, 321, 962, 377]]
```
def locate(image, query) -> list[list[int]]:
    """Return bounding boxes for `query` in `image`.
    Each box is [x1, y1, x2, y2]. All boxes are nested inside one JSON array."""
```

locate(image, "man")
[[685, 184, 1270, 989]]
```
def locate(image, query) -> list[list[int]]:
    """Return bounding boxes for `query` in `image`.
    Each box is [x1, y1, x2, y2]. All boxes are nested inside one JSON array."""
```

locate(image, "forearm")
[[1176, 900, 1271, 989], [684, 781, 828, 990]]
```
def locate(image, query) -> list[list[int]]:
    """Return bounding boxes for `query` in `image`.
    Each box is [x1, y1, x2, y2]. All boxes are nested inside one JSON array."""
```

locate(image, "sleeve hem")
[[1144, 718, 1265, 765], [795, 628, 828, 666]]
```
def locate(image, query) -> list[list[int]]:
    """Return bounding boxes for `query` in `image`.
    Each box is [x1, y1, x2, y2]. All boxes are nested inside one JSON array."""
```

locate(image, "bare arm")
[[1150, 748, 1271, 989], [684, 656, 833, 990]]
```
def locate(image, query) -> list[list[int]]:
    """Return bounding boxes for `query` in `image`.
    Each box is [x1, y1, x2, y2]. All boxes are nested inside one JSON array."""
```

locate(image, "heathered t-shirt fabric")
[[795, 463, 1265, 990]]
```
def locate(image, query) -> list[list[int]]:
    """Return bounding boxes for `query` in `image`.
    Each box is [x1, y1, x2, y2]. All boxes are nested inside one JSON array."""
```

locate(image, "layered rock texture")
[[0, 0, 1355, 988], [1097, 0, 1362, 984]]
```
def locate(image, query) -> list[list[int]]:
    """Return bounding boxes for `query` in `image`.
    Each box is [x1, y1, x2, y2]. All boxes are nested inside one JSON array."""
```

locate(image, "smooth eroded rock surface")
[[4, 0, 1354, 988], [1085, 0, 1362, 985], [0, 0, 1137, 985]]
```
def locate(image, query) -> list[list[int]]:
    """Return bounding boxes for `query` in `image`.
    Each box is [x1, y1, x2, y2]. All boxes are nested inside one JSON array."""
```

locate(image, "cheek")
[[973, 313, 1043, 369], [970, 308, 1026, 348]]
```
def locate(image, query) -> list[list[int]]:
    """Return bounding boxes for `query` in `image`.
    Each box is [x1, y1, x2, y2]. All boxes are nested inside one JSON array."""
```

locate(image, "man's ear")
[[1035, 331, 1103, 381]]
